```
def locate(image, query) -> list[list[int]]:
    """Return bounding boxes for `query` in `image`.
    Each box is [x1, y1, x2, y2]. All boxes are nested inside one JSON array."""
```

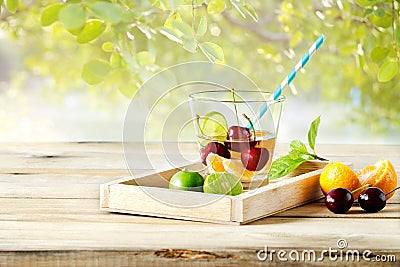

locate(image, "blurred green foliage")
[[0, 0, 399, 132]]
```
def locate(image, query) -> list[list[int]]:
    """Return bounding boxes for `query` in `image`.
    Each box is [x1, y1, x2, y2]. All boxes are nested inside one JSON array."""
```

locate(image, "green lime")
[[169, 170, 204, 192], [203, 172, 243, 196], [199, 111, 228, 141]]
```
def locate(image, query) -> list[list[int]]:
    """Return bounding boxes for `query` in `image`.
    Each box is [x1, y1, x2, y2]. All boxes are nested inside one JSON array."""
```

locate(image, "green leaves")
[[378, 61, 399, 83], [269, 156, 306, 180], [136, 51, 155, 66], [207, 0, 225, 15], [5, 0, 18, 13], [197, 16, 207, 37], [59, 4, 86, 30], [82, 59, 111, 85], [290, 140, 308, 154], [308, 115, 320, 153], [269, 116, 325, 180], [89, 2, 124, 25], [77, 20, 106, 44], [41, 4, 65, 27], [356, 0, 378, 7], [161, 12, 224, 60], [198, 42, 224, 62], [370, 47, 389, 63]]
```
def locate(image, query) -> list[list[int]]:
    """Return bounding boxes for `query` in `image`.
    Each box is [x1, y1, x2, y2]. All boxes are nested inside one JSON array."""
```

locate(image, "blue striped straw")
[[251, 34, 326, 128]]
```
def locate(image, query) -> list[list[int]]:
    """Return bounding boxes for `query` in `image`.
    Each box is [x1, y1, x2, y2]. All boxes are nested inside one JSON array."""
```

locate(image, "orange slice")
[[356, 159, 397, 199], [205, 153, 226, 173], [222, 158, 256, 181]]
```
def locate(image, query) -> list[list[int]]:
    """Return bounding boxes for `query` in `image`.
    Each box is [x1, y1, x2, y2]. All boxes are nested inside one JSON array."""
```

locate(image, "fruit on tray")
[[206, 153, 256, 181], [241, 147, 269, 171], [200, 142, 230, 165], [324, 188, 354, 214], [169, 170, 204, 192], [203, 172, 243, 196], [356, 159, 397, 199], [319, 162, 362, 198]]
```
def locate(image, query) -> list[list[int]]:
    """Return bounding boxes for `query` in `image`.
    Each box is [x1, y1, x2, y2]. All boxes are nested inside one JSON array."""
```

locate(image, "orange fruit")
[[222, 158, 256, 181], [206, 153, 256, 181], [206, 153, 226, 172], [356, 159, 397, 199], [320, 162, 362, 198]]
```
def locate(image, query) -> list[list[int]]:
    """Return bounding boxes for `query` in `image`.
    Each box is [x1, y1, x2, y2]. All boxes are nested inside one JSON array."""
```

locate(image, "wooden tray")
[[100, 161, 330, 225]]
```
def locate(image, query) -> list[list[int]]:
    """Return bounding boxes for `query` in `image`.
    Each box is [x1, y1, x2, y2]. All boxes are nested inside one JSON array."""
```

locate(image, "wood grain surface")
[[0, 143, 399, 266]]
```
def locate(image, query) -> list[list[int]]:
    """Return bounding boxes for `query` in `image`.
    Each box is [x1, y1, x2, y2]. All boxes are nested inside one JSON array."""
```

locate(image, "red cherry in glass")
[[226, 126, 255, 152], [358, 187, 386, 213], [241, 147, 269, 171], [200, 142, 230, 165], [325, 188, 354, 214], [227, 126, 252, 140], [224, 140, 258, 152]]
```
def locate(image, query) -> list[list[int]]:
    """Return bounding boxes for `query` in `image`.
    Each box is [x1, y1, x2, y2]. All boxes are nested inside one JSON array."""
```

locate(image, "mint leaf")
[[289, 150, 315, 161], [308, 115, 321, 153], [290, 140, 308, 154], [269, 155, 307, 180]]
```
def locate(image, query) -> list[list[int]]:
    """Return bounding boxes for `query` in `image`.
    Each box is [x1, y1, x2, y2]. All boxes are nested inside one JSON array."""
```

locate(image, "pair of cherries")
[[325, 186, 398, 214], [201, 125, 269, 171]]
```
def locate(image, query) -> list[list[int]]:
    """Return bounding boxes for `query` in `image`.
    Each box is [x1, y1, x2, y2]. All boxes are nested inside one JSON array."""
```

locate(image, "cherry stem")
[[351, 184, 372, 194], [242, 113, 256, 140], [385, 186, 400, 196], [231, 88, 239, 126], [195, 114, 206, 137], [313, 154, 329, 161]]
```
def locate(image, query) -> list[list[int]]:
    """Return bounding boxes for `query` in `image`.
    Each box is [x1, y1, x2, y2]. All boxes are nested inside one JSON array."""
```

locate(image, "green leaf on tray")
[[269, 155, 307, 180], [308, 115, 321, 153], [290, 140, 308, 154], [269, 116, 326, 180]]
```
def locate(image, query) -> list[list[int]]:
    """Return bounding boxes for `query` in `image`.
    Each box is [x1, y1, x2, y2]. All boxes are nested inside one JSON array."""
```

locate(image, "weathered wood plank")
[[0, 198, 398, 224], [0, 218, 399, 251], [0, 249, 399, 267]]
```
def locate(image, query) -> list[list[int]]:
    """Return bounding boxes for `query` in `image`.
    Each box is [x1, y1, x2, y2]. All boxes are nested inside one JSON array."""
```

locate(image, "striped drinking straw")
[[249, 34, 326, 128]]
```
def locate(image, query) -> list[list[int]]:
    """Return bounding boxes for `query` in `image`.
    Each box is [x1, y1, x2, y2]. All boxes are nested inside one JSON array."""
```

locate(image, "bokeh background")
[[0, 0, 399, 143]]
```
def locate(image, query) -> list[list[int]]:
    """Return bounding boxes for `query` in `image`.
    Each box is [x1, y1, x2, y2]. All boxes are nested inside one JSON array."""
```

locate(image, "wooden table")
[[0, 143, 399, 266]]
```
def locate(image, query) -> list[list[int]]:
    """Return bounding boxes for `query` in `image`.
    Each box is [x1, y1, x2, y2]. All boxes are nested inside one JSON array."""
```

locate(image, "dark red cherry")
[[200, 142, 230, 165], [227, 126, 251, 140], [325, 188, 354, 214], [358, 187, 386, 213], [241, 147, 269, 171], [224, 140, 258, 152]]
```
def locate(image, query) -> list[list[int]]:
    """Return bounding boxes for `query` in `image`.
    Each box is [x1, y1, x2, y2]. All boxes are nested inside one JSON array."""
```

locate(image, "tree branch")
[[222, 12, 289, 42]]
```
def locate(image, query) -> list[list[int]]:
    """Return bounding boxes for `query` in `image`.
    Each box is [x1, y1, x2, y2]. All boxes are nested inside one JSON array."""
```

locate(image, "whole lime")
[[204, 172, 243, 196], [169, 170, 204, 192]]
